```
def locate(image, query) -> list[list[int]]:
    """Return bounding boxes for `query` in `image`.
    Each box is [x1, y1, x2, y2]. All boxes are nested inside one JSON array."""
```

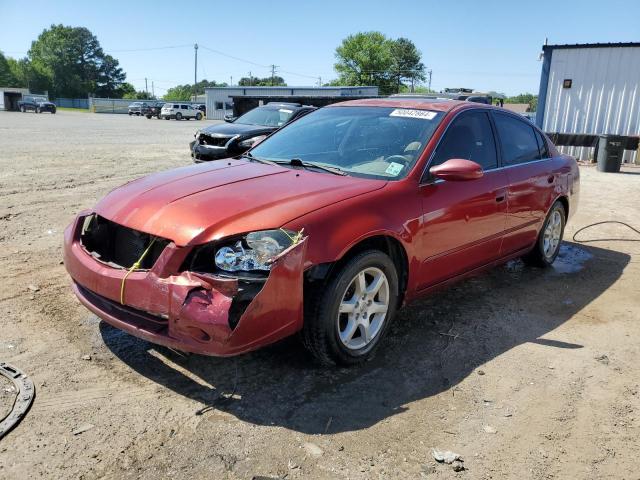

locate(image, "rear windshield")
[[235, 107, 296, 127]]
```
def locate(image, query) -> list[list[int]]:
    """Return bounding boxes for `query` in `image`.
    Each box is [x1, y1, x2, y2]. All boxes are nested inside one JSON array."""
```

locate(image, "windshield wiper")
[[276, 158, 347, 176], [240, 152, 278, 166]]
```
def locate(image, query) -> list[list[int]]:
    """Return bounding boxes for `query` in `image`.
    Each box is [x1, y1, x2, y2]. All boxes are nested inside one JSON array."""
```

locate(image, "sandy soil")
[[0, 111, 639, 479]]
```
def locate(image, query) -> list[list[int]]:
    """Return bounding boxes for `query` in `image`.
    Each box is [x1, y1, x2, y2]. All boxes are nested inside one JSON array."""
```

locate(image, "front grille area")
[[198, 134, 231, 147], [80, 215, 169, 269]]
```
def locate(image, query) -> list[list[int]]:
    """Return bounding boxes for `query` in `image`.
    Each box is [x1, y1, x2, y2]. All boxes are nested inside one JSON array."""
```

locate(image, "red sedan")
[[63, 99, 579, 365]]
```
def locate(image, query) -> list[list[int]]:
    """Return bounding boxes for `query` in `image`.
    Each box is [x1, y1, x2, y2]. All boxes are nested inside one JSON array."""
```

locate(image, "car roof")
[[328, 97, 471, 113], [260, 103, 310, 111]]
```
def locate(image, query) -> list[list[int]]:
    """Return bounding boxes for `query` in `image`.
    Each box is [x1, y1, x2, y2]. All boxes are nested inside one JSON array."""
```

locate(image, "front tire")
[[35, 107, 40, 114], [175, 112, 182, 120], [302, 250, 399, 366], [196, 112, 202, 120], [523, 201, 565, 267]]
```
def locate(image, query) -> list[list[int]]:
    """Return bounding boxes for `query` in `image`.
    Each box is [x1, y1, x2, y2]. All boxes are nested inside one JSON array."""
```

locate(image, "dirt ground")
[[0, 110, 639, 480]]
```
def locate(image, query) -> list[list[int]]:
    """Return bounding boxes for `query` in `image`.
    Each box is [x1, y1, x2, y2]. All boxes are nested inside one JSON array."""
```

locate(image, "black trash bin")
[[596, 134, 625, 172]]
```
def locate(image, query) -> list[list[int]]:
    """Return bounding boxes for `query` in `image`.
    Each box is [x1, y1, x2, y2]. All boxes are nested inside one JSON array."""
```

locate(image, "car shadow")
[[100, 242, 629, 434]]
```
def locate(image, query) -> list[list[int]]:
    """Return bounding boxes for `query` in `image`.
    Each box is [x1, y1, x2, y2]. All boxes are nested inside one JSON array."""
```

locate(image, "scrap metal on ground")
[[0, 363, 35, 440]]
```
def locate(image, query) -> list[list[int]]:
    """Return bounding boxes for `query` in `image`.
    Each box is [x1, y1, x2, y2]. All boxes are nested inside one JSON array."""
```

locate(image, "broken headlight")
[[214, 229, 299, 272], [238, 135, 267, 148]]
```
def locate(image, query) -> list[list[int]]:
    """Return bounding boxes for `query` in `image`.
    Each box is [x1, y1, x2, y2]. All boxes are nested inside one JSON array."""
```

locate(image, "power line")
[[199, 44, 269, 68], [279, 69, 319, 80]]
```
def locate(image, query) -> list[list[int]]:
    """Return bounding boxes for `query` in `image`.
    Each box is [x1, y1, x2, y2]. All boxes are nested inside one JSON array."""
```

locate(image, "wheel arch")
[[552, 194, 569, 218], [305, 233, 410, 307]]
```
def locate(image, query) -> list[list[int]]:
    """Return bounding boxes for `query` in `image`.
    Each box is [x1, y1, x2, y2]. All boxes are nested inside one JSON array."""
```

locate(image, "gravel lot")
[[0, 110, 639, 479]]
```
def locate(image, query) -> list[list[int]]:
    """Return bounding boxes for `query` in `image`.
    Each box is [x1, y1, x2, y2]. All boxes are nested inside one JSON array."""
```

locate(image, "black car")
[[191, 103, 316, 162], [18, 96, 56, 114], [142, 101, 165, 119], [193, 104, 206, 116]]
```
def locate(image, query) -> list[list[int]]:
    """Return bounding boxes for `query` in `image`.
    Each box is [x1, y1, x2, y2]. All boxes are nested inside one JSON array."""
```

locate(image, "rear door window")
[[534, 129, 550, 158], [430, 110, 498, 171], [494, 113, 541, 166]]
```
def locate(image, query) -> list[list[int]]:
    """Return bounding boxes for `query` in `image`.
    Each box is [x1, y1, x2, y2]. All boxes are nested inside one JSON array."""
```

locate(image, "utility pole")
[[194, 43, 198, 87], [270, 64, 279, 86], [152, 81, 155, 98], [230, 76, 233, 86], [248, 71, 252, 86], [427, 69, 433, 91], [318, 76, 322, 87], [145, 77, 148, 97]]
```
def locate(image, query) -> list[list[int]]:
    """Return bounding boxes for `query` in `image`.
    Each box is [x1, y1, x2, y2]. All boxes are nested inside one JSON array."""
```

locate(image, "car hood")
[[39, 102, 55, 106], [93, 160, 386, 246], [198, 122, 275, 137]]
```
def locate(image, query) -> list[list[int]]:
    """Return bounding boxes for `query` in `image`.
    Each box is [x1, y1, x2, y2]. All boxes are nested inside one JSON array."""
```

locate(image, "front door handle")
[[547, 175, 555, 184], [495, 194, 506, 203]]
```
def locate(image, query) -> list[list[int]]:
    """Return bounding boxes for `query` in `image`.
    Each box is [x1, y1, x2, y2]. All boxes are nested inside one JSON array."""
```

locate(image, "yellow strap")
[[120, 237, 157, 305], [280, 228, 305, 245]]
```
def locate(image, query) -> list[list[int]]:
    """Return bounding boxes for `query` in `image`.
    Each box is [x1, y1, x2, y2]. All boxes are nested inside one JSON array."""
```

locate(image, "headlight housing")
[[238, 135, 267, 148], [214, 229, 301, 272]]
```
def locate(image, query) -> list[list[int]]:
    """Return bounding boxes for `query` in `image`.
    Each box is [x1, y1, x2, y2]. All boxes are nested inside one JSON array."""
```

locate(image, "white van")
[[160, 103, 202, 120]]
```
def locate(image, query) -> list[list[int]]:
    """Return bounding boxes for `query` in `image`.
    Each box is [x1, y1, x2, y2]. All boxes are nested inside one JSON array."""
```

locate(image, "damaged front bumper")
[[63, 214, 307, 356]]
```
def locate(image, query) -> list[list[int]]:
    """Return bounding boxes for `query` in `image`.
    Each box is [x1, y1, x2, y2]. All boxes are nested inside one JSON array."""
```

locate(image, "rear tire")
[[302, 250, 399, 366], [21, 106, 25, 113], [523, 201, 565, 267]]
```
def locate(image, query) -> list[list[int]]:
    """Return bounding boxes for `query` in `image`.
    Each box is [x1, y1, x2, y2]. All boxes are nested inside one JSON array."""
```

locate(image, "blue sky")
[[1, 0, 639, 96]]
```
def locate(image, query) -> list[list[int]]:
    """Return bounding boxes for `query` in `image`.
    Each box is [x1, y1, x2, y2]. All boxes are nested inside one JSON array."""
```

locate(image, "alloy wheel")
[[337, 267, 389, 350], [543, 209, 562, 259]]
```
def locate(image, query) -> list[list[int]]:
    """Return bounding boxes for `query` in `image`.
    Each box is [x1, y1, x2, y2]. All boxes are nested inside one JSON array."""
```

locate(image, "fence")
[[54, 98, 89, 109], [89, 97, 201, 114]]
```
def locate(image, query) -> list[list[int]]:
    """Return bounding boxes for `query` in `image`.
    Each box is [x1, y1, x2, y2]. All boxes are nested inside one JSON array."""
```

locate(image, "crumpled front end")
[[63, 213, 307, 356]]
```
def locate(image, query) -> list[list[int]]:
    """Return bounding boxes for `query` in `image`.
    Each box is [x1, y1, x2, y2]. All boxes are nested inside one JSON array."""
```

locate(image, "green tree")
[[505, 93, 538, 111], [27, 24, 126, 97], [238, 76, 286, 86], [163, 79, 228, 101], [0, 52, 18, 86], [123, 89, 154, 100], [390, 38, 426, 91], [163, 85, 192, 101], [332, 32, 426, 94], [115, 82, 136, 98], [333, 31, 394, 93]]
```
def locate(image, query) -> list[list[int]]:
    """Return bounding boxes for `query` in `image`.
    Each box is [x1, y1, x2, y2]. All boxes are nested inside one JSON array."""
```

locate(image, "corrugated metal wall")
[[204, 86, 379, 120], [542, 46, 640, 162]]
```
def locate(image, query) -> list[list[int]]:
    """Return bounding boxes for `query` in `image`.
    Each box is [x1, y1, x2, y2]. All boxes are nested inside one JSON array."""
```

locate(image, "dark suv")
[[18, 96, 56, 114], [142, 102, 165, 119], [191, 103, 315, 162]]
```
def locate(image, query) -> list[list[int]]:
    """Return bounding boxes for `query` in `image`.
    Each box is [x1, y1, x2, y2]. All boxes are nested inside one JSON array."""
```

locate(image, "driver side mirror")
[[224, 115, 236, 123], [429, 159, 483, 181]]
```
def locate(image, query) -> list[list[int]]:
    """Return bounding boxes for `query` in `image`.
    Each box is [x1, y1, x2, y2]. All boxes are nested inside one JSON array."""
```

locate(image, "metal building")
[[0, 87, 30, 111], [204, 86, 379, 120], [536, 42, 640, 163]]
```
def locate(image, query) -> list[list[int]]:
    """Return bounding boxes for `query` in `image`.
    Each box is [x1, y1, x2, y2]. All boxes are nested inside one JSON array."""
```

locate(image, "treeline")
[[0, 25, 134, 98]]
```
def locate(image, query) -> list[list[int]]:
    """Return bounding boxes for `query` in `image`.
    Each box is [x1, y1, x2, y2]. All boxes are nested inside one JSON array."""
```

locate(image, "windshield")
[[249, 106, 444, 180], [235, 106, 295, 127]]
